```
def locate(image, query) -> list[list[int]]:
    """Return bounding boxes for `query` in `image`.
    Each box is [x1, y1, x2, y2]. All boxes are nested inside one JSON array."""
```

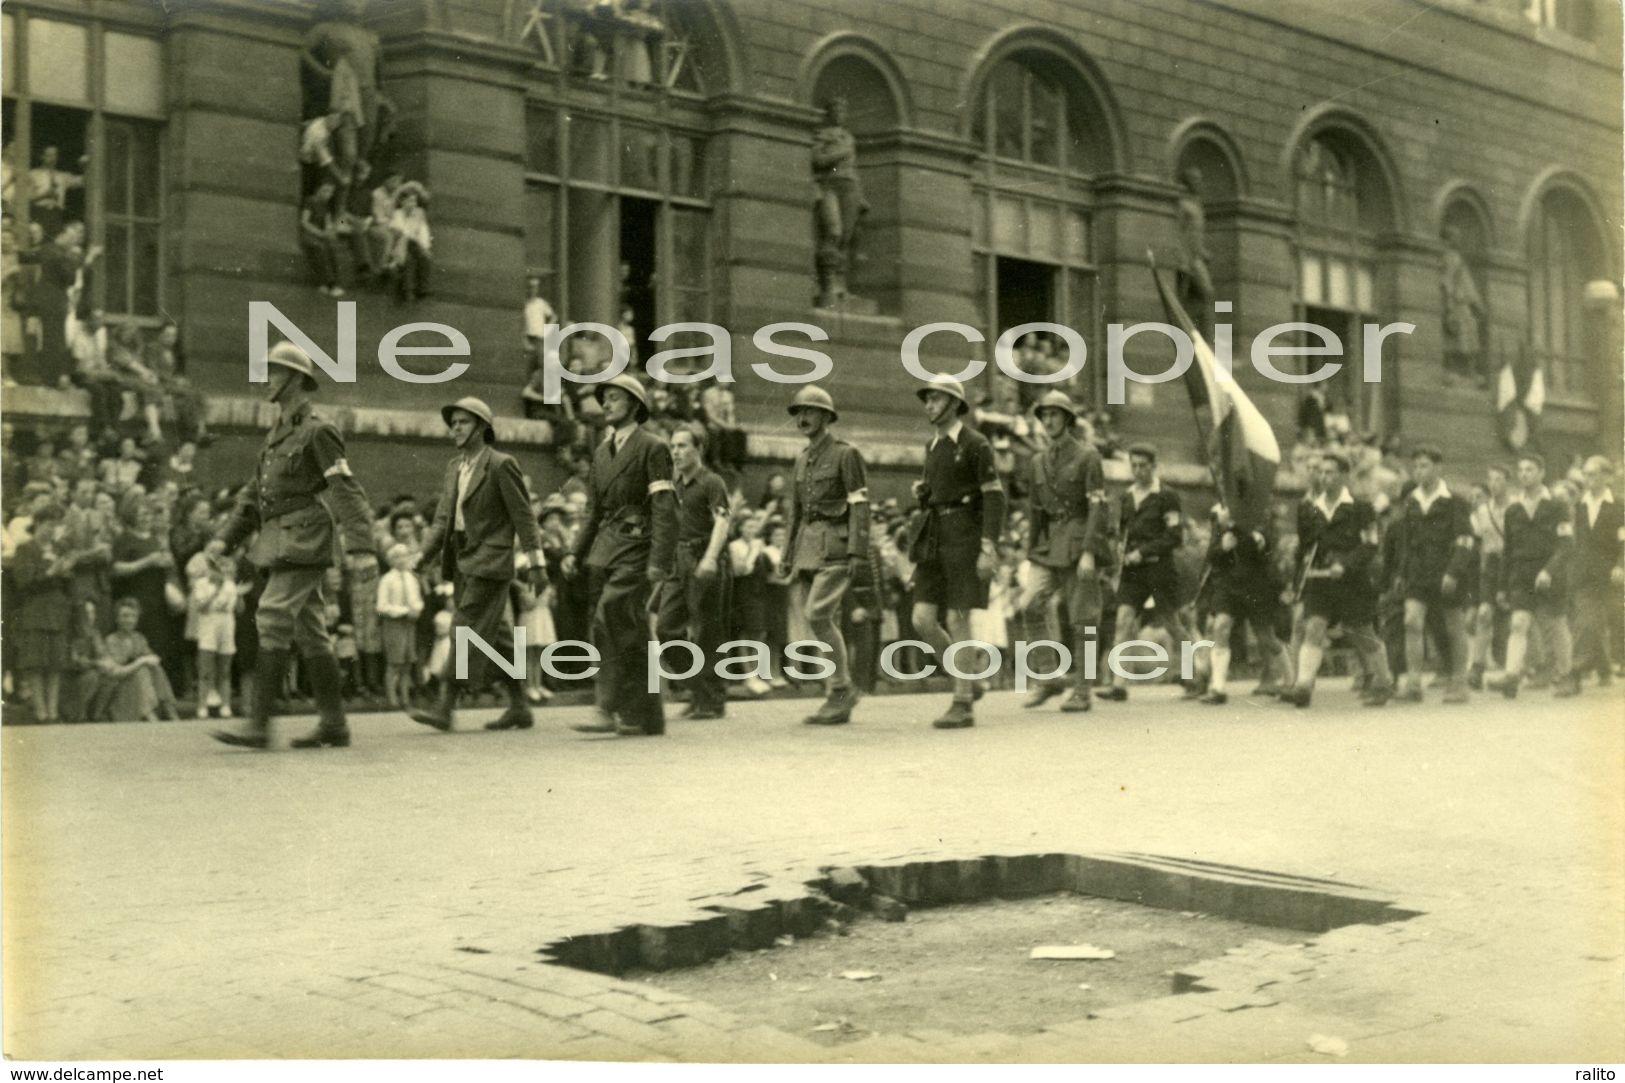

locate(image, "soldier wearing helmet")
[[408, 397, 549, 734], [784, 384, 870, 726], [211, 340, 378, 750], [564, 373, 678, 736], [908, 373, 1006, 730], [1022, 390, 1110, 714]]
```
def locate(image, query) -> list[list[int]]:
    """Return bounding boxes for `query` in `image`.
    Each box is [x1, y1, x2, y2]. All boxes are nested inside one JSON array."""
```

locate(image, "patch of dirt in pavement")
[[635, 893, 1299, 1045]]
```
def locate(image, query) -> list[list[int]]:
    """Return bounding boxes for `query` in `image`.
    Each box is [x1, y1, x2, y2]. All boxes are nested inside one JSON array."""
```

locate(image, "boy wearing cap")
[[909, 375, 1006, 730], [784, 386, 869, 726], [1022, 391, 1109, 713], [564, 375, 677, 737], [410, 397, 548, 732], [211, 341, 378, 750]]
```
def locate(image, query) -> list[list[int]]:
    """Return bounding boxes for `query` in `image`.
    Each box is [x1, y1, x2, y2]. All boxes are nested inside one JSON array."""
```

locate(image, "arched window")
[[521, 0, 729, 364], [1528, 186, 1607, 400], [969, 49, 1113, 408], [1293, 129, 1395, 433]]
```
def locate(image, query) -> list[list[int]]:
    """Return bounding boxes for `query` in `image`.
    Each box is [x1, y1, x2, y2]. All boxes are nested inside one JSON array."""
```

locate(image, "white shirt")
[[523, 296, 557, 338], [454, 448, 489, 532], [929, 419, 964, 451], [1582, 489, 1614, 529], [1314, 487, 1354, 521], [608, 422, 637, 456], [1129, 477, 1163, 509], [1411, 481, 1450, 516]]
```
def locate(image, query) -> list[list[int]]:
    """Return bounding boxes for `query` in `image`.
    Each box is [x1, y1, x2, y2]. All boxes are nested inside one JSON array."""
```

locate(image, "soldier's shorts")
[[1209, 580, 1279, 627], [1302, 577, 1376, 627], [1403, 573, 1474, 610], [1116, 566, 1181, 615], [1507, 578, 1567, 616], [913, 510, 986, 611]]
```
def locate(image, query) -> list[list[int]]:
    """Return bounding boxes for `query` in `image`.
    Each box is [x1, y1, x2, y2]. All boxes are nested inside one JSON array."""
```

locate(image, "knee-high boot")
[[292, 652, 351, 748], [212, 648, 288, 749]]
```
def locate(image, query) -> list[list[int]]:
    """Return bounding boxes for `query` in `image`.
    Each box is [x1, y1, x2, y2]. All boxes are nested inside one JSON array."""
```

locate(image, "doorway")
[[619, 196, 658, 366]]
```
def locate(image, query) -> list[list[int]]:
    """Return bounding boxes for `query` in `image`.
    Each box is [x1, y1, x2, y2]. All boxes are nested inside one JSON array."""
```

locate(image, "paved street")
[[4, 681, 1622, 1063]]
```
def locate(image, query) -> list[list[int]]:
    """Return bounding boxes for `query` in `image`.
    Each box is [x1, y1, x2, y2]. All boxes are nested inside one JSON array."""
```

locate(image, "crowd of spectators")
[[3, 366, 1617, 724]]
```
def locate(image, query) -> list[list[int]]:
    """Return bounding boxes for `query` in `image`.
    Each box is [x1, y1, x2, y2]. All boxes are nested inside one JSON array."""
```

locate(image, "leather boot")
[[804, 684, 856, 726], [931, 698, 975, 729], [486, 680, 536, 731], [1060, 687, 1092, 712], [213, 649, 287, 749], [292, 652, 351, 748], [1024, 682, 1064, 710], [409, 680, 456, 731]]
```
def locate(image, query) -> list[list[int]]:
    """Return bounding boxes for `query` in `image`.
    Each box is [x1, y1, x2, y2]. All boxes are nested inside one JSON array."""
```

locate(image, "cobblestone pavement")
[[4, 680, 1622, 1062]]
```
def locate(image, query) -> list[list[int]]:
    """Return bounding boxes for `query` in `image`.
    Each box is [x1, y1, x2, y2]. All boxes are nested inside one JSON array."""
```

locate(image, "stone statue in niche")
[[302, 0, 396, 206], [1174, 167, 1215, 332], [811, 98, 869, 308], [1440, 223, 1487, 387]]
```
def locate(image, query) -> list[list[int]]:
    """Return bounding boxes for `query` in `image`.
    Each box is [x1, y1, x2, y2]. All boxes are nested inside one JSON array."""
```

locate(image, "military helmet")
[[441, 396, 498, 444], [915, 373, 971, 415], [1033, 389, 1079, 423], [594, 373, 651, 421], [265, 341, 319, 388], [787, 385, 838, 422]]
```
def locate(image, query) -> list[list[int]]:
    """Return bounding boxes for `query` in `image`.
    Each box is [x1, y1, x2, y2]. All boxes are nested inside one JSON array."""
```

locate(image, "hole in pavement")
[[534, 852, 1420, 1044]]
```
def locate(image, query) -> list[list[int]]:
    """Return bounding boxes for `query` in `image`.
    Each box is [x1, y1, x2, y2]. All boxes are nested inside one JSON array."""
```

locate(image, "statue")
[[1440, 224, 1486, 387], [302, 0, 396, 206], [1174, 167, 1215, 332], [811, 98, 869, 308]]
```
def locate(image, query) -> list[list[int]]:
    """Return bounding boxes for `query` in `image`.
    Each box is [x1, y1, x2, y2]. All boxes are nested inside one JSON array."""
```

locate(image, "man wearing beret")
[[410, 397, 548, 732], [211, 341, 378, 750]]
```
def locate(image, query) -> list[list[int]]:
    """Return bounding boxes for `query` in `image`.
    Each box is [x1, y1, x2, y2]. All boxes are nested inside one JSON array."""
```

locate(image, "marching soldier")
[[1098, 443, 1194, 702], [211, 341, 377, 750], [409, 397, 549, 733], [783, 385, 869, 726], [1394, 445, 1477, 704], [656, 424, 732, 720], [1571, 455, 1623, 687], [565, 374, 677, 736], [1021, 391, 1109, 713], [1466, 465, 1511, 688], [1280, 452, 1394, 708], [908, 374, 1005, 730], [1488, 452, 1576, 698]]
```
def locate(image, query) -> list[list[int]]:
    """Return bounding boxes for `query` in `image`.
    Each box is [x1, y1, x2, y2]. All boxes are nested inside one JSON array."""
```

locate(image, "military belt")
[[260, 494, 319, 521]]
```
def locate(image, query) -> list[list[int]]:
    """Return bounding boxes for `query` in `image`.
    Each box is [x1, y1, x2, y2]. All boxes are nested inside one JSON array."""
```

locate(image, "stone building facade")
[[4, 0, 1619, 492]]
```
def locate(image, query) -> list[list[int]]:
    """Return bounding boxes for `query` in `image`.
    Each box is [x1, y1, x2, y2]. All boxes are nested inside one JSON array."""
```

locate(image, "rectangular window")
[[668, 133, 705, 200], [1300, 253, 1323, 306], [619, 123, 660, 194], [523, 184, 559, 306], [568, 115, 611, 184], [103, 32, 163, 116], [27, 19, 89, 105], [102, 118, 163, 316], [526, 106, 559, 177]]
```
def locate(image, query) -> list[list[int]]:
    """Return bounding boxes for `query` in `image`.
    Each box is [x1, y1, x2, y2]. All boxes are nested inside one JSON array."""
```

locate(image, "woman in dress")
[[111, 499, 183, 690], [98, 597, 178, 721], [11, 503, 73, 721]]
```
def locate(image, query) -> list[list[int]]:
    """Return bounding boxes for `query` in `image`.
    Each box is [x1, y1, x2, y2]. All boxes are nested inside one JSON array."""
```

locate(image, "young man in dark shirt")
[[655, 424, 732, 720], [1098, 444, 1195, 702], [1394, 445, 1477, 704], [1571, 455, 1623, 687], [908, 375, 1005, 730], [1488, 452, 1576, 698], [1280, 452, 1394, 708]]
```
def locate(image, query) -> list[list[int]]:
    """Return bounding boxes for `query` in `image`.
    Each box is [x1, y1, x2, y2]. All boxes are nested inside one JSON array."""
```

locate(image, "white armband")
[[323, 458, 353, 478], [980, 481, 1004, 494], [648, 480, 674, 496], [847, 489, 869, 505]]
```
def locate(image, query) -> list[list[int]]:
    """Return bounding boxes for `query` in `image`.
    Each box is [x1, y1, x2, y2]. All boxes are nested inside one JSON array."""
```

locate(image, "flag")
[[1149, 262, 1281, 534], [1495, 346, 1545, 451]]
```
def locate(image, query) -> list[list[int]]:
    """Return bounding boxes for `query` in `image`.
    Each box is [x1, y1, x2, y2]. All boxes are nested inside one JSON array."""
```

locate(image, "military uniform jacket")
[[786, 432, 868, 571], [1500, 489, 1572, 593], [1397, 485, 1476, 589], [218, 402, 373, 569], [1027, 435, 1108, 569], [574, 425, 676, 575], [1119, 482, 1182, 570], [420, 448, 543, 583]]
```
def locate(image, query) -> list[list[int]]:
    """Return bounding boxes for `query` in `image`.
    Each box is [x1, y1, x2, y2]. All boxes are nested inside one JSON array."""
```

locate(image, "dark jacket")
[[420, 447, 544, 583], [1501, 489, 1572, 594], [1397, 485, 1477, 590], [1306, 490, 1378, 584], [574, 426, 677, 576], [1119, 482, 1183, 569]]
